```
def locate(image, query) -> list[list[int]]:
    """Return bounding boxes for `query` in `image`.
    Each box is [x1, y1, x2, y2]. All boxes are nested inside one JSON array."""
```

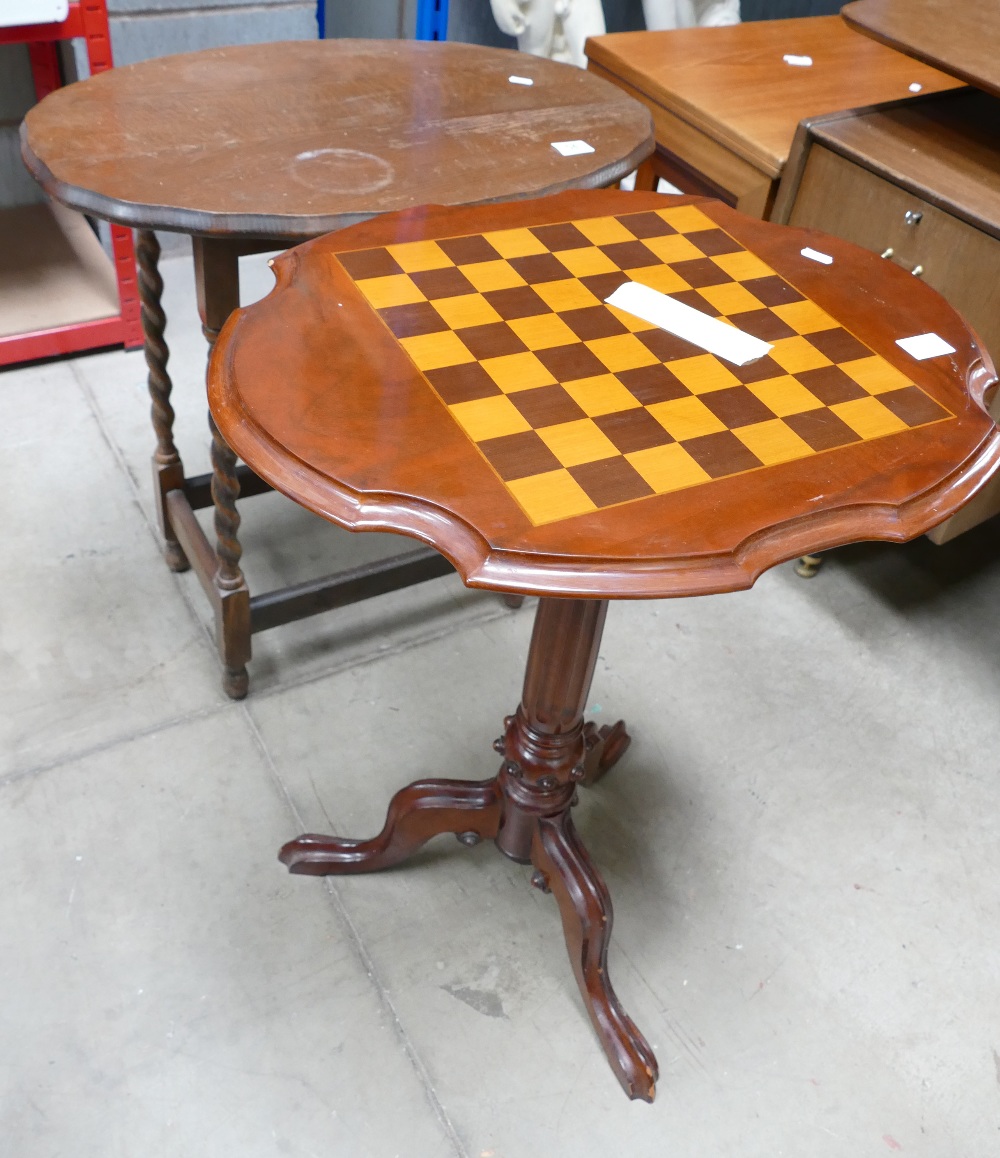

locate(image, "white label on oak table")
[[551, 140, 595, 157]]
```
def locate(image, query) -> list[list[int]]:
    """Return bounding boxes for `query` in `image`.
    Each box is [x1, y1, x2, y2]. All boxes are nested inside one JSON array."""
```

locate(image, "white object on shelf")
[[0, 0, 69, 28]]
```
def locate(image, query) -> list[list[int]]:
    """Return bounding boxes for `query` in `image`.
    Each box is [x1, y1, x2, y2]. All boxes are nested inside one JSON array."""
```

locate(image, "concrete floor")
[[3, 248, 1000, 1157]]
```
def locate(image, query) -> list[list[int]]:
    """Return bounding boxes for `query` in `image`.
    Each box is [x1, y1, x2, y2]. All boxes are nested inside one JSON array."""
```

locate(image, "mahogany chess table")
[[20, 39, 652, 698], [208, 188, 1000, 1100]]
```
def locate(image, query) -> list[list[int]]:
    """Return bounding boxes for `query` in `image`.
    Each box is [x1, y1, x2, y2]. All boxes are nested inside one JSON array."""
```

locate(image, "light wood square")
[[667, 354, 741, 395], [536, 418, 620, 467], [482, 227, 549, 259], [627, 265, 692, 296], [839, 356, 913, 395], [508, 313, 580, 350], [769, 336, 833, 374], [640, 234, 706, 265], [399, 330, 474, 371], [657, 205, 718, 233], [733, 419, 814, 465], [481, 350, 557, 393], [534, 278, 601, 313], [606, 303, 657, 332], [574, 216, 638, 246], [356, 273, 425, 310], [432, 293, 503, 330], [698, 281, 765, 317], [627, 442, 711, 493], [832, 396, 908, 439], [586, 333, 660, 373], [564, 374, 643, 417], [771, 299, 840, 334], [508, 469, 597, 524], [748, 375, 824, 417], [385, 239, 454, 273], [555, 246, 621, 279], [462, 259, 528, 293], [647, 395, 727, 440], [449, 394, 531, 441], [711, 250, 776, 282]]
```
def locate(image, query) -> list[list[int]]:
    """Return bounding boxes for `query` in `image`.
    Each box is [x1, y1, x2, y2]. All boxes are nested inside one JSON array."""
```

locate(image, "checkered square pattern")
[[337, 206, 954, 526]]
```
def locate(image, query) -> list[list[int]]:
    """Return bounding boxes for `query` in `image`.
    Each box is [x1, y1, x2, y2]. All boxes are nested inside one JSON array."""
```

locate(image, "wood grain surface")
[[20, 40, 653, 239], [208, 189, 1000, 599], [584, 16, 958, 179], [843, 0, 1000, 98]]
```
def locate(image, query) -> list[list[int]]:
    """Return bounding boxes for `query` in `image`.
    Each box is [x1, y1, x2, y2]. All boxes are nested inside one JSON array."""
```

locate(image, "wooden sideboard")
[[774, 6, 1000, 542]]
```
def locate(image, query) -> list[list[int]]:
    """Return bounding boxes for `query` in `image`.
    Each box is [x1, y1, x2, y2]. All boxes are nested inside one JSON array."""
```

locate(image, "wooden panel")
[[585, 16, 959, 178], [843, 0, 1000, 99]]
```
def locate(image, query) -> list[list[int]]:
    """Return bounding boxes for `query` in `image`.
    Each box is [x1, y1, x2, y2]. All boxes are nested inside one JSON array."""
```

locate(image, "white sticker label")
[[783, 54, 813, 67], [509, 75, 534, 86], [896, 333, 956, 360], [605, 282, 773, 367], [909, 82, 923, 92], [801, 247, 833, 265], [551, 139, 595, 157]]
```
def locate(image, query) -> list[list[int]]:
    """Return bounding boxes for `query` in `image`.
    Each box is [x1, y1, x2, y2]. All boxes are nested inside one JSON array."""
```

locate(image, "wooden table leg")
[[194, 237, 251, 699], [139, 229, 188, 573], [279, 596, 656, 1101]]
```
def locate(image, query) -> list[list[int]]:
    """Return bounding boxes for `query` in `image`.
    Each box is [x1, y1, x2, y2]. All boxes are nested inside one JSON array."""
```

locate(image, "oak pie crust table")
[[208, 187, 1000, 1100], [19, 39, 652, 699]]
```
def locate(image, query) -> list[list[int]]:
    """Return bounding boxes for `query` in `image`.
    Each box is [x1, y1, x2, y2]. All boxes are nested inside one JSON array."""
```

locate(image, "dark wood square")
[[686, 228, 743, 257], [617, 211, 676, 239], [438, 234, 501, 265], [410, 266, 477, 300], [337, 247, 403, 280], [509, 253, 572, 284], [636, 326, 703, 362], [530, 222, 592, 252], [560, 305, 629, 341], [426, 362, 503, 404], [380, 301, 449, 339], [728, 354, 786, 385], [728, 308, 797, 342], [700, 386, 777, 429], [668, 289, 718, 316], [680, 430, 764, 477], [569, 457, 654, 507], [599, 240, 660, 269], [670, 258, 733, 289], [806, 327, 873, 363], [616, 363, 690, 404], [535, 342, 609, 383], [741, 276, 805, 306], [878, 386, 950, 427], [784, 408, 863, 451], [795, 365, 868, 405], [579, 272, 630, 301], [594, 408, 674, 453], [482, 285, 550, 320], [454, 322, 528, 360], [478, 429, 562, 480], [510, 384, 587, 428]]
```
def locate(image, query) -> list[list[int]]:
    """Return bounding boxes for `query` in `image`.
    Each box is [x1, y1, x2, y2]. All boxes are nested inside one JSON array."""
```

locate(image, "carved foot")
[[795, 553, 824, 579], [280, 777, 501, 875], [502, 594, 525, 609], [222, 664, 249, 700], [580, 720, 631, 787], [532, 810, 657, 1102], [164, 538, 190, 573]]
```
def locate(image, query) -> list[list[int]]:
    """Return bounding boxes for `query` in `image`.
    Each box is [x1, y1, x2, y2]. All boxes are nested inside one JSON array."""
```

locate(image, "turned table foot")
[[278, 596, 656, 1100]]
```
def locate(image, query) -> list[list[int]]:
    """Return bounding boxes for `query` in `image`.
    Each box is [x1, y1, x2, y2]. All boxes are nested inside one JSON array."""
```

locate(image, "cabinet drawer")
[[787, 145, 1000, 363]]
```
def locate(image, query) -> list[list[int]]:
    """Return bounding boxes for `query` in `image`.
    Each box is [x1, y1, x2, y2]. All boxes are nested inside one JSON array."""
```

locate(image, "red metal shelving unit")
[[0, 0, 142, 365]]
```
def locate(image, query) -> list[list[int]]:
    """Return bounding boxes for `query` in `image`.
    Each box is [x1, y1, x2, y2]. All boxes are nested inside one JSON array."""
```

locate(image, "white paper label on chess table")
[[783, 54, 813, 66], [896, 333, 956, 360], [509, 75, 534, 85], [605, 282, 773, 367], [801, 247, 833, 265], [551, 140, 595, 157]]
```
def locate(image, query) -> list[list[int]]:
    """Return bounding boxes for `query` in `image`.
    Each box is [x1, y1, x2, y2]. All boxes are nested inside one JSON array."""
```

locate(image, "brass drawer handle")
[[880, 247, 894, 259], [904, 210, 923, 226]]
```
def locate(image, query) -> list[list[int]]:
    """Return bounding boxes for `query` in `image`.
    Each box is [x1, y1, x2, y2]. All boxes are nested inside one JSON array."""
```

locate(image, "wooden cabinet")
[[773, 88, 1000, 540]]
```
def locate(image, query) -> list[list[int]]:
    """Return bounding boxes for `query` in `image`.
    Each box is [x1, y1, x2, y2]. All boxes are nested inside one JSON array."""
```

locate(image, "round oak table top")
[[20, 39, 654, 241], [208, 188, 1000, 597]]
